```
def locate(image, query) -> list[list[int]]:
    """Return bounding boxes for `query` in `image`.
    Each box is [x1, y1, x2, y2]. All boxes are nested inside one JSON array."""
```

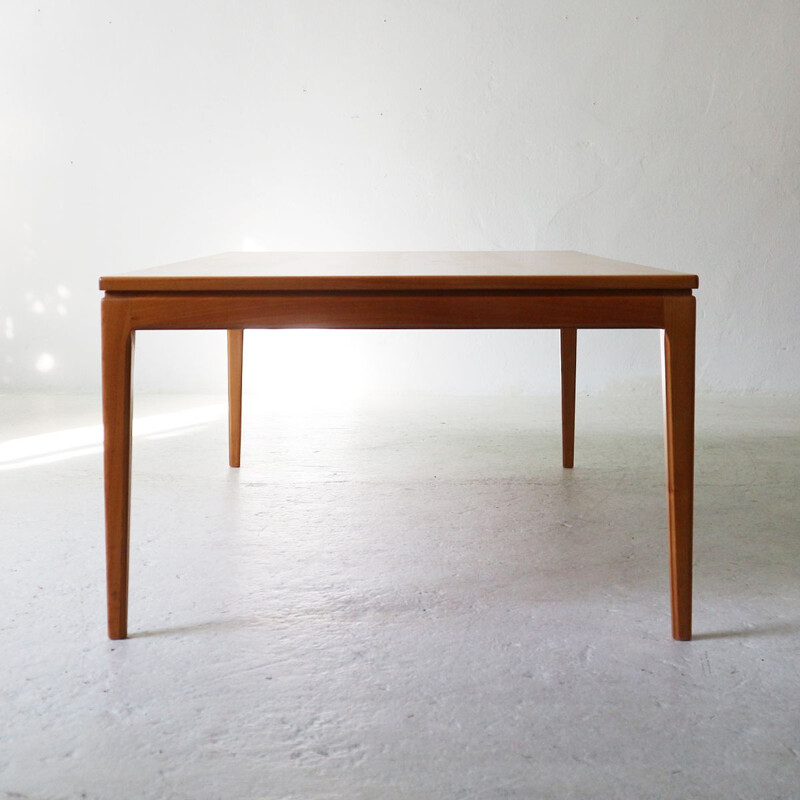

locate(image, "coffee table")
[[100, 251, 698, 640]]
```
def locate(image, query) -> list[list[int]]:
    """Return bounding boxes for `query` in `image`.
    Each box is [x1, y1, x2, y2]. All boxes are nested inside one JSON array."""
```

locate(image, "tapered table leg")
[[663, 296, 696, 641], [560, 328, 577, 468], [102, 298, 135, 640], [227, 329, 244, 468]]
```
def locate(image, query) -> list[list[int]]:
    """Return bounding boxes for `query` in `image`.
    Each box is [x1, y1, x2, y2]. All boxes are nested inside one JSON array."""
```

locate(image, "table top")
[[99, 251, 698, 292]]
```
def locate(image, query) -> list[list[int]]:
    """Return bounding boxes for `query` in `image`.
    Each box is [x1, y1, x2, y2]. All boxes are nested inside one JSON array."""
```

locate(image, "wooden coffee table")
[[100, 251, 698, 640]]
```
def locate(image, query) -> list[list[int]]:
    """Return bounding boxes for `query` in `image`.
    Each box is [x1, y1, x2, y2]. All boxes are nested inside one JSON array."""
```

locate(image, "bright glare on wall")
[[244, 329, 367, 408], [36, 353, 56, 373]]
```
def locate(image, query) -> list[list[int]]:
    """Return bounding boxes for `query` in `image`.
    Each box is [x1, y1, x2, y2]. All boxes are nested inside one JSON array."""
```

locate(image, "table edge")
[[100, 274, 699, 292]]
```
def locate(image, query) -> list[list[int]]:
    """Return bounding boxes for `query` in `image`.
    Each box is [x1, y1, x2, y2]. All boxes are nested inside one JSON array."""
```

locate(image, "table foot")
[[227, 330, 243, 468], [102, 297, 135, 640], [663, 296, 696, 641], [560, 328, 577, 468]]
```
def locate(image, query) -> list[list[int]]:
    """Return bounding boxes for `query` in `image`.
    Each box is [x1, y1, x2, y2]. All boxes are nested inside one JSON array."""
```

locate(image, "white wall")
[[2, 0, 799, 398]]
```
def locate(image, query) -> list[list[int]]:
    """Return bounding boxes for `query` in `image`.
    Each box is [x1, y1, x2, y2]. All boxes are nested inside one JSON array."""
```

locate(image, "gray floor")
[[1, 392, 798, 800]]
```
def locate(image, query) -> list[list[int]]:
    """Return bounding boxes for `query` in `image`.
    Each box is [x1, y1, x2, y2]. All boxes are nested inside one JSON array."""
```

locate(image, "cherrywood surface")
[[100, 251, 697, 642], [100, 251, 699, 292], [113, 292, 674, 331]]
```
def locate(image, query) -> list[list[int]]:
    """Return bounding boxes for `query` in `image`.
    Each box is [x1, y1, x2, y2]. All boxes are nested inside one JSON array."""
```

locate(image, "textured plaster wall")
[[2, 0, 799, 395]]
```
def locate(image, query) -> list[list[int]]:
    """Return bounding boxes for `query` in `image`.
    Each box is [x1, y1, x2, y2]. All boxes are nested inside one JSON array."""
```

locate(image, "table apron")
[[104, 291, 674, 331]]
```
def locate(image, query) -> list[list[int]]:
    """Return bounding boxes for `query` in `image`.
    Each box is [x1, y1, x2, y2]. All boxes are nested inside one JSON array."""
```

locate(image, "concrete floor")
[[1, 392, 798, 799]]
